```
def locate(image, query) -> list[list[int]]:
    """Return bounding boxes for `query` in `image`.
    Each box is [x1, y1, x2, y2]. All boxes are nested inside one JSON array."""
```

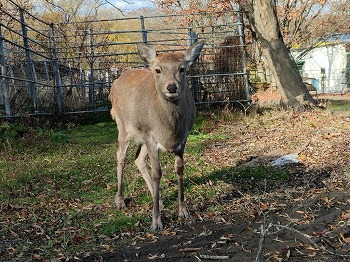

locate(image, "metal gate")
[[0, 1, 251, 117]]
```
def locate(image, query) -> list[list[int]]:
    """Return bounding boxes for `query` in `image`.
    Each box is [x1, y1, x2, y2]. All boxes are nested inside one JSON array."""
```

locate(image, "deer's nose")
[[167, 84, 177, 93]]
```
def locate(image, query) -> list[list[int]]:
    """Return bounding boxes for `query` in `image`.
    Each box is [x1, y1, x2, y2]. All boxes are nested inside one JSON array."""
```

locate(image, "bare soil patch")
[[254, 87, 350, 104]]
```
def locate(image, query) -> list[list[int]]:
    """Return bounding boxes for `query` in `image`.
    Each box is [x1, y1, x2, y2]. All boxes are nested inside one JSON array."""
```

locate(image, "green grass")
[[329, 99, 350, 112], [0, 112, 288, 260]]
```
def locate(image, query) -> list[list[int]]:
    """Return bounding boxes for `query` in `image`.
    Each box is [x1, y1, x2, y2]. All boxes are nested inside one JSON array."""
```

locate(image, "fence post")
[[188, 28, 200, 102], [235, 4, 251, 101], [140, 16, 147, 43], [50, 23, 63, 114], [0, 21, 12, 116], [88, 28, 95, 105], [19, 8, 37, 109], [79, 67, 85, 100], [188, 28, 198, 46]]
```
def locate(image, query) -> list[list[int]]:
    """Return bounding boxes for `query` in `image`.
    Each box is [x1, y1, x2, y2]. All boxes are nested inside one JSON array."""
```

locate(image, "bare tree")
[[156, 0, 317, 109], [275, 0, 329, 48], [314, 0, 350, 38], [240, 0, 316, 109]]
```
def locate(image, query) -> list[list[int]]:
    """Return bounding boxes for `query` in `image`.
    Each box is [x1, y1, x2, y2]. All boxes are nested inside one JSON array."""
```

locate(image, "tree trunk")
[[242, 0, 316, 110]]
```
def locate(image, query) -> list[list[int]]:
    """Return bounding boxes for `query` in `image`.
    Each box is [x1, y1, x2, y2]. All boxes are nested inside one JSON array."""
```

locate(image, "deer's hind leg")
[[115, 125, 130, 209], [135, 144, 153, 196]]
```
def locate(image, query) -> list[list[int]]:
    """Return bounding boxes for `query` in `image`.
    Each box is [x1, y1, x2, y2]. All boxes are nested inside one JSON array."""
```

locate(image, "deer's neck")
[[151, 91, 192, 152]]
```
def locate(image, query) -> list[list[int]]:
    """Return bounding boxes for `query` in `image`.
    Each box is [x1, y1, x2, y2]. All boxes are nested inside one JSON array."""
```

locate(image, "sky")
[[30, 0, 155, 13], [111, 0, 156, 11]]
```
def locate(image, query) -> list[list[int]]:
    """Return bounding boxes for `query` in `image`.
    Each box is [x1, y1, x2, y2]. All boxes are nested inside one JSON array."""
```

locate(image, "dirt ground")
[[254, 87, 350, 104], [87, 190, 350, 261], [84, 92, 350, 262]]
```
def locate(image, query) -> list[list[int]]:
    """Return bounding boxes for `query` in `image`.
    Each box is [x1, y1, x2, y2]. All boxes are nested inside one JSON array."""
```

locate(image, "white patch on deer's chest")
[[157, 142, 182, 152]]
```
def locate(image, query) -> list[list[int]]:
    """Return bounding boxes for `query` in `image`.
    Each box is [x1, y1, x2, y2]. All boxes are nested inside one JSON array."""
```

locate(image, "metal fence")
[[0, 2, 251, 117]]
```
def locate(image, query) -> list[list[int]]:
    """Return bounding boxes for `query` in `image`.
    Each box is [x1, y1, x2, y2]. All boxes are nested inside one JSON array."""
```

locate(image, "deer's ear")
[[184, 41, 205, 66], [137, 43, 157, 65]]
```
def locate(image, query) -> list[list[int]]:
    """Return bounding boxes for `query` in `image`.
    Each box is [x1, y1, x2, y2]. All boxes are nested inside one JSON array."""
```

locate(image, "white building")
[[292, 34, 350, 94]]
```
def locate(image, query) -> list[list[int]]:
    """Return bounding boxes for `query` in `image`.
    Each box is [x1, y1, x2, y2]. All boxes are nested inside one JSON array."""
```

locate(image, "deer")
[[109, 41, 205, 231]]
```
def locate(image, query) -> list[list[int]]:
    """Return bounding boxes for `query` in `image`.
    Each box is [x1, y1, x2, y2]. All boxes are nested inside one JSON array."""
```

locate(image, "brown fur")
[[109, 41, 204, 231]]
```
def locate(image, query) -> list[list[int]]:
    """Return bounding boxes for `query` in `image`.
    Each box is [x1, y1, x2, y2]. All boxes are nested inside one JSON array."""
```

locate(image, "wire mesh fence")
[[0, 5, 55, 117], [0, 2, 251, 117]]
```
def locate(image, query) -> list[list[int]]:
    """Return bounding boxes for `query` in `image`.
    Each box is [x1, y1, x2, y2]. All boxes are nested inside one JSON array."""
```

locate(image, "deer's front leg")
[[135, 144, 164, 210], [147, 143, 163, 231], [175, 150, 189, 218]]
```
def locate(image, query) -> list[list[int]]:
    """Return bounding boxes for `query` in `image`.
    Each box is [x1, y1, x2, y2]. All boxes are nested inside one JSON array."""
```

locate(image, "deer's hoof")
[[150, 222, 163, 232], [178, 204, 190, 218], [115, 195, 126, 209]]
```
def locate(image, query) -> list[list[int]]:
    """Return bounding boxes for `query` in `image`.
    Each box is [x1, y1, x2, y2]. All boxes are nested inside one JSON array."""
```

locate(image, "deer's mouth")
[[163, 83, 181, 99], [164, 91, 180, 100]]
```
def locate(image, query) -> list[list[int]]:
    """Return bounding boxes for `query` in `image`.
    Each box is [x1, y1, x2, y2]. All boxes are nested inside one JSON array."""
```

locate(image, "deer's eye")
[[179, 66, 185, 73], [155, 68, 161, 74]]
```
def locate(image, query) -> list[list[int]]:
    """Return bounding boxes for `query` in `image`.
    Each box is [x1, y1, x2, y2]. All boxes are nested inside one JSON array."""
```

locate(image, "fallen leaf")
[[260, 202, 268, 212], [6, 246, 17, 255], [72, 234, 89, 243], [81, 179, 93, 185], [148, 253, 165, 259], [340, 233, 350, 244], [160, 230, 176, 236], [101, 244, 113, 251], [341, 210, 350, 219]]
